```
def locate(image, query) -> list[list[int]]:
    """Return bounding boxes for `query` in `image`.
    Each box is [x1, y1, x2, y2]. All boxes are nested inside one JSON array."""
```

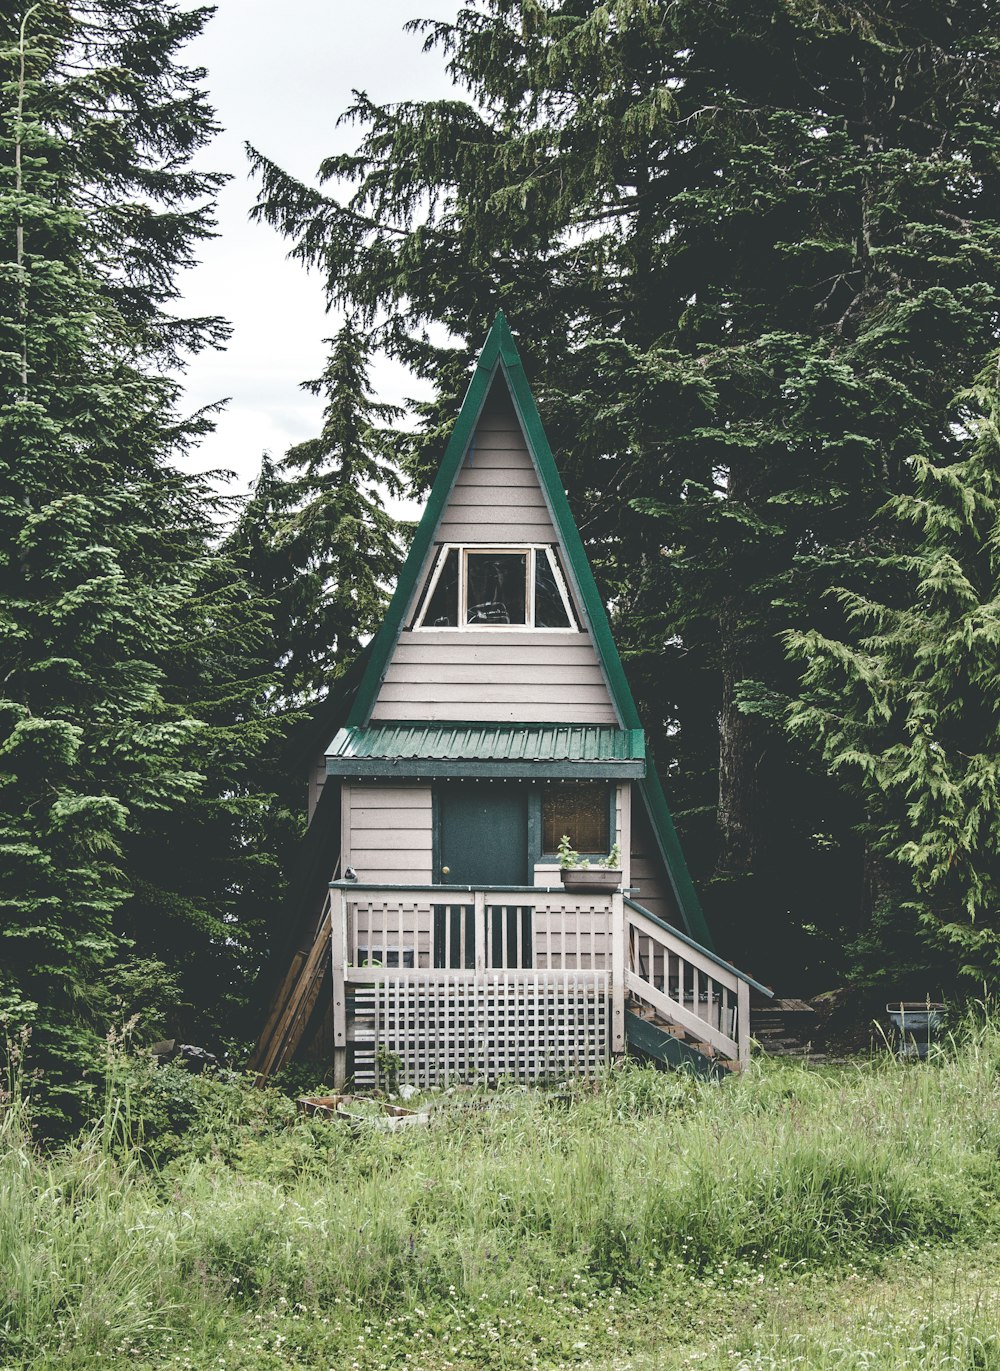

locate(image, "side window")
[[420, 548, 459, 626], [534, 548, 572, 628], [541, 783, 611, 856]]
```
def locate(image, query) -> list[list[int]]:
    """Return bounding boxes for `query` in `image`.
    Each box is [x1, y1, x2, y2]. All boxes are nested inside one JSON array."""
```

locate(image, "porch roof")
[[325, 723, 646, 780]]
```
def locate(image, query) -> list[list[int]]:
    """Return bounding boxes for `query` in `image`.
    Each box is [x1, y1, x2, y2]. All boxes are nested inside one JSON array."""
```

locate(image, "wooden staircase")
[[620, 897, 766, 1076], [624, 1001, 737, 1078], [750, 997, 819, 1060]]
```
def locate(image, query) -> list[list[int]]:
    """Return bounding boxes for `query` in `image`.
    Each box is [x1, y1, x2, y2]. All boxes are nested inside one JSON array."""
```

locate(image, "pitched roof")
[[327, 722, 646, 779], [341, 312, 715, 950]]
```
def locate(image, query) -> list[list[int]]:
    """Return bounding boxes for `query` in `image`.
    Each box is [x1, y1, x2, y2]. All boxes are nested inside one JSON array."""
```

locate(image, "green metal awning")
[[326, 723, 646, 780]]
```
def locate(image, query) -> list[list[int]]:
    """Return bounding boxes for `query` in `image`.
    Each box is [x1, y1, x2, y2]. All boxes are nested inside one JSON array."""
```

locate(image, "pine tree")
[[230, 321, 403, 705], [0, 1, 275, 1119], [786, 368, 1000, 986], [249, 0, 1000, 979]]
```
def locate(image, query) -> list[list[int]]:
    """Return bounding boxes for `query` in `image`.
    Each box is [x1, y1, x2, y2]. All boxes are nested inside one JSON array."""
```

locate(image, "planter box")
[[560, 867, 622, 893]]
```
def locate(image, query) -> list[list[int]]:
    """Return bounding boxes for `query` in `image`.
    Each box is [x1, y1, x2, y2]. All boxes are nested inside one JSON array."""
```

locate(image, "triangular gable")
[[348, 313, 637, 728], [370, 378, 618, 725], [345, 312, 714, 950]]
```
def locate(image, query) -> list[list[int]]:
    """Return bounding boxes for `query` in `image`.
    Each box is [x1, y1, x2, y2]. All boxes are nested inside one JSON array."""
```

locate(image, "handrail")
[[623, 968, 738, 1060], [344, 965, 609, 982], [625, 897, 773, 997]]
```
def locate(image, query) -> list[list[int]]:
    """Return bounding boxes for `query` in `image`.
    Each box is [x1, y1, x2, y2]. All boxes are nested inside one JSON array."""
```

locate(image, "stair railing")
[[624, 899, 749, 1066]]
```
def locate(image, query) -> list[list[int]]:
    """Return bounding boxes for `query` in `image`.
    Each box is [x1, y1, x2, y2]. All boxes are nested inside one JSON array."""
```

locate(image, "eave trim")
[[327, 758, 646, 780]]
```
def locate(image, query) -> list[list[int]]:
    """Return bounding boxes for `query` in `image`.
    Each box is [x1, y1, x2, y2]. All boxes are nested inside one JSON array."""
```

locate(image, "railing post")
[[611, 892, 626, 1053], [331, 886, 348, 1087], [474, 889, 486, 974], [737, 977, 751, 1070]]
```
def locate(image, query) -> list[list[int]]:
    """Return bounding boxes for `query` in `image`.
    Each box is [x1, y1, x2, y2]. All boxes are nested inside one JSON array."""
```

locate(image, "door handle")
[[441, 866, 450, 878]]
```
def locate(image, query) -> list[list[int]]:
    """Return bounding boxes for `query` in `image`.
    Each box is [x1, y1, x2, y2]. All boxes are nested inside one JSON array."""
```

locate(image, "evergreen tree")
[[0, 1, 276, 1119], [250, 0, 1000, 981], [786, 369, 1000, 986], [230, 321, 403, 705]]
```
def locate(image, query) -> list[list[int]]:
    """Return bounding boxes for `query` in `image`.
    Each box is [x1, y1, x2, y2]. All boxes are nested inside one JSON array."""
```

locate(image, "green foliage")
[[787, 372, 1000, 982], [249, 0, 1000, 986], [558, 834, 622, 869], [3, 1033, 1000, 1368], [229, 320, 404, 705], [558, 833, 588, 869], [0, 1, 282, 1123]]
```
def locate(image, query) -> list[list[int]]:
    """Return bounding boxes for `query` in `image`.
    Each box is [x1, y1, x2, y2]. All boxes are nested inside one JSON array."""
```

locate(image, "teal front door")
[[436, 783, 529, 886], [434, 784, 531, 968]]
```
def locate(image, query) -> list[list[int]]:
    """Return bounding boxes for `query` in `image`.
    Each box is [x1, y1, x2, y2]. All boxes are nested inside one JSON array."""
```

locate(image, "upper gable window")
[[415, 544, 577, 630]]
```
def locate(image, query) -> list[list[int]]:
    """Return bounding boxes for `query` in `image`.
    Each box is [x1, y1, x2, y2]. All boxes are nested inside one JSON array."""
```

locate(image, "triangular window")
[[415, 545, 577, 630]]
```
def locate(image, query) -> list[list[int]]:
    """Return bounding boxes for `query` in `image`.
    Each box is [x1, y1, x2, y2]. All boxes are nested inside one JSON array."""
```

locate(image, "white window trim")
[[413, 542, 580, 632]]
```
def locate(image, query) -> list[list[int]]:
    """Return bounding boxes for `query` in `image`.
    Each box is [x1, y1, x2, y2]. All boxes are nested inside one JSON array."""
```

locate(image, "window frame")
[[533, 783, 616, 863], [413, 542, 578, 632]]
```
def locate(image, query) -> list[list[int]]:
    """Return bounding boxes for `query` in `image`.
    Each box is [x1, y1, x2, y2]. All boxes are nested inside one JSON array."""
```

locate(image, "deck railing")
[[328, 883, 621, 1084], [333, 883, 616, 974], [325, 883, 755, 1084]]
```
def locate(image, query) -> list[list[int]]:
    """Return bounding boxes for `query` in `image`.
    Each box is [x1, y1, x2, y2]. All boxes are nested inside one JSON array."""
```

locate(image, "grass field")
[[2, 1022, 999, 1370]]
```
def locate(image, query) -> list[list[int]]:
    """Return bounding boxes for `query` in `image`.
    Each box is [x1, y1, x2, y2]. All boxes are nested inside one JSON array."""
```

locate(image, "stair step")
[[628, 1002, 716, 1043]]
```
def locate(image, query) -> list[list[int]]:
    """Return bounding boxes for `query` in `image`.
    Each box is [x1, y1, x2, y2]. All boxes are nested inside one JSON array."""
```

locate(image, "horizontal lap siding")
[[372, 383, 618, 724], [629, 793, 678, 927], [437, 400, 558, 545], [372, 629, 619, 723], [344, 783, 433, 885]]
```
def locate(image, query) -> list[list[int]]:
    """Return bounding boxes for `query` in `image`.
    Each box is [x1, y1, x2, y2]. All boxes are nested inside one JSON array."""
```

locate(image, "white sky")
[[178, 1, 461, 498]]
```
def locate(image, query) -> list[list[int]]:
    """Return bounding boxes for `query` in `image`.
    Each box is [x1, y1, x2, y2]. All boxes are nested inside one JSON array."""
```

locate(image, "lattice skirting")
[[348, 973, 609, 1089]]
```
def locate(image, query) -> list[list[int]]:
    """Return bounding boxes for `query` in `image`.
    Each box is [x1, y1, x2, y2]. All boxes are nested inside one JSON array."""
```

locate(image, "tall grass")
[[2, 1019, 999, 1369]]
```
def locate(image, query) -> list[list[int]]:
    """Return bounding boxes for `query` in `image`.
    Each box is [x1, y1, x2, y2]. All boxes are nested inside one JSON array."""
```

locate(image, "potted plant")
[[558, 835, 622, 892]]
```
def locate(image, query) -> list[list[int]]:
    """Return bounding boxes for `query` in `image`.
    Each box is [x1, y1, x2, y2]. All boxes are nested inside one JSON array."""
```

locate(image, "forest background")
[[3, 0, 1000, 1125]]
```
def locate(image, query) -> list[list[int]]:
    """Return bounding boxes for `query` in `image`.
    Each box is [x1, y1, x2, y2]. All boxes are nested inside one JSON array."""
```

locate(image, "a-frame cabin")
[[252, 315, 769, 1086]]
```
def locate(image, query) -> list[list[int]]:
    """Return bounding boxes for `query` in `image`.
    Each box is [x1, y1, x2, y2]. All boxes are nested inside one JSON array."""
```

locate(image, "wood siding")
[[307, 756, 326, 823], [343, 782, 433, 885], [371, 384, 618, 725], [372, 630, 617, 724], [629, 789, 679, 926], [436, 395, 557, 544]]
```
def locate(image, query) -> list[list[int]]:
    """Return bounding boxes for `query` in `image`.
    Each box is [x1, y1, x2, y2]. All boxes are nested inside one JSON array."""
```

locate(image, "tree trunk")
[[716, 615, 763, 877]]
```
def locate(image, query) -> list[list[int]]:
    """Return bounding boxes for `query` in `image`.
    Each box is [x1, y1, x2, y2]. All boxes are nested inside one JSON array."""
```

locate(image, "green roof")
[[327, 724, 646, 780]]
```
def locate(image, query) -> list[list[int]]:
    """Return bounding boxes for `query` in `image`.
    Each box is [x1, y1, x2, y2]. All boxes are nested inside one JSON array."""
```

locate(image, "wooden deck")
[[251, 883, 760, 1086]]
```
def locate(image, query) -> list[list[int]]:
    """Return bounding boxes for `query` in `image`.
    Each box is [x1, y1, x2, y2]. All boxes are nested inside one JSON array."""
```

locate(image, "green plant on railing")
[[558, 836, 622, 870]]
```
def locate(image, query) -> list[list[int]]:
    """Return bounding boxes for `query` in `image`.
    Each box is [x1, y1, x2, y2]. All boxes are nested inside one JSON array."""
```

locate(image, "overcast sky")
[[178, 1, 460, 496]]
